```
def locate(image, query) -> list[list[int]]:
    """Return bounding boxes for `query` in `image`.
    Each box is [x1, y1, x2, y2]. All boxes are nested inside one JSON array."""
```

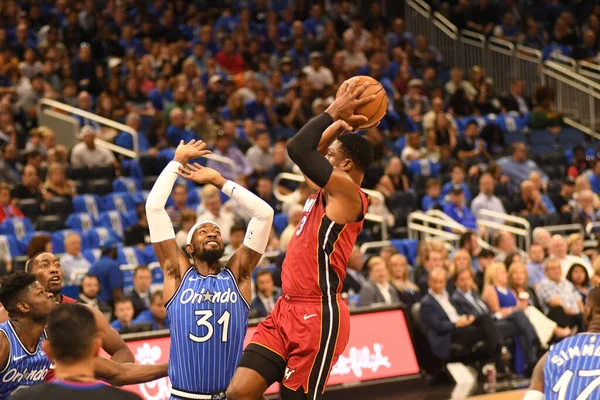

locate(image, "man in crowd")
[[0, 182, 24, 223], [88, 238, 124, 307], [501, 78, 531, 115], [166, 184, 192, 229], [551, 177, 576, 223], [416, 248, 445, 293], [128, 265, 152, 318], [471, 173, 506, 222], [359, 256, 402, 307], [110, 298, 135, 333], [70, 126, 118, 170], [60, 232, 91, 285], [526, 243, 547, 288], [77, 274, 111, 321], [131, 290, 169, 331], [208, 130, 253, 182], [453, 120, 488, 163], [498, 142, 548, 194], [342, 246, 367, 295], [11, 165, 43, 214], [196, 185, 236, 243], [549, 234, 589, 277], [246, 131, 274, 176], [493, 230, 517, 261], [443, 185, 477, 230], [459, 231, 481, 271], [533, 228, 552, 257], [250, 270, 281, 319]]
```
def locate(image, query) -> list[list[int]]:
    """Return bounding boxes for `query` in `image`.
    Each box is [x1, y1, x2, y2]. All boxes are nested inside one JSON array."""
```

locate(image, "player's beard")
[[196, 246, 225, 265]]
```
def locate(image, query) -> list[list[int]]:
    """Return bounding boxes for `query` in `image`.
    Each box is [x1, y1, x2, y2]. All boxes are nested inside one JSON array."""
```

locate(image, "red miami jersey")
[[281, 188, 369, 297]]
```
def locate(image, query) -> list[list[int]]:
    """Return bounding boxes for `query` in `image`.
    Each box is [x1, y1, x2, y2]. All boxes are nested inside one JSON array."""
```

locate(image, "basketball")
[[335, 75, 388, 129]]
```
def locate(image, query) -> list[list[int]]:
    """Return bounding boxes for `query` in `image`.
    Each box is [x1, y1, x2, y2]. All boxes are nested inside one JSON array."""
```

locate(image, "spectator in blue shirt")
[[148, 74, 173, 112], [166, 108, 196, 147], [421, 178, 446, 211], [443, 185, 478, 230], [132, 290, 170, 331], [441, 163, 472, 203], [589, 160, 600, 194], [245, 86, 278, 128], [88, 237, 124, 306], [110, 298, 135, 333], [115, 112, 151, 152], [303, 4, 327, 39], [498, 142, 549, 194], [119, 25, 143, 56]]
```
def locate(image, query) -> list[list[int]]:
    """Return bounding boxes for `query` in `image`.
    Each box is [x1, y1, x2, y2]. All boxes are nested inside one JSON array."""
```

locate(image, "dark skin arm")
[[0, 332, 7, 372], [95, 357, 168, 386], [91, 305, 134, 362], [528, 352, 547, 393]]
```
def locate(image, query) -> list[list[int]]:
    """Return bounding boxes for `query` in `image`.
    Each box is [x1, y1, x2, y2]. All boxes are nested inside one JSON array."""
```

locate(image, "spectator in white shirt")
[[400, 132, 424, 164], [343, 15, 371, 52], [444, 67, 467, 98], [196, 185, 235, 243], [302, 52, 334, 91], [279, 205, 303, 251], [339, 37, 367, 72], [423, 96, 457, 133], [358, 257, 402, 307], [60, 232, 91, 285], [550, 234, 590, 277], [471, 173, 506, 221], [70, 126, 117, 169]]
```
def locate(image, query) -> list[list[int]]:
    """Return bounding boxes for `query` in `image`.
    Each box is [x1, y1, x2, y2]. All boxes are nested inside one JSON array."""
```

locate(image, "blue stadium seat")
[[558, 128, 585, 149], [83, 228, 116, 249], [565, 147, 596, 164], [82, 248, 101, 264], [99, 211, 127, 239], [65, 213, 95, 233], [120, 265, 136, 292], [0, 234, 24, 260], [73, 195, 101, 222], [158, 148, 176, 161], [531, 143, 556, 155], [273, 213, 288, 235], [487, 112, 526, 133], [530, 129, 555, 146], [130, 191, 149, 205], [103, 193, 136, 214], [62, 285, 80, 299], [149, 262, 164, 286], [0, 217, 35, 241], [391, 239, 419, 266], [394, 136, 406, 154], [407, 160, 440, 177], [117, 246, 146, 265], [51, 230, 82, 254], [113, 177, 143, 194], [504, 132, 527, 146], [143, 245, 158, 264]]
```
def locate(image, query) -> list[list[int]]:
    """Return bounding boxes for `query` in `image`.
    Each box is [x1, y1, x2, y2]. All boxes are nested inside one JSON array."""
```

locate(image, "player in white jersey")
[[525, 286, 600, 400]]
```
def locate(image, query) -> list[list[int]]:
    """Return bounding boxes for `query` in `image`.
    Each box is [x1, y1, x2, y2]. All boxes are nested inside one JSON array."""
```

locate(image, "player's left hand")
[[176, 162, 227, 188], [174, 139, 212, 164]]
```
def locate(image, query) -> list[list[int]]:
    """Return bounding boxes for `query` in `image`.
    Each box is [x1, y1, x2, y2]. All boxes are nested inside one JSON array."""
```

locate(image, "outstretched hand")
[[176, 162, 226, 188], [174, 139, 212, 165], [325, 79, 376, 129]]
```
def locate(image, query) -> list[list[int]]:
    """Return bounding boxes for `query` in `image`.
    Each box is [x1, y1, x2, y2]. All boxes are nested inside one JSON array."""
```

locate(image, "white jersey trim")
[[170, 387, 212, 399], [0, 327, 11, 374], [8, 321, 40, 355]]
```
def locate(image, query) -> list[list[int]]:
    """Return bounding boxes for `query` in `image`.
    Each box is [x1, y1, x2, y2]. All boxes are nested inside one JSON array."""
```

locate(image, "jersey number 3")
[[188, 310, 231, 343], [296, 215, 307, 236], [553, 369, 600, 400]]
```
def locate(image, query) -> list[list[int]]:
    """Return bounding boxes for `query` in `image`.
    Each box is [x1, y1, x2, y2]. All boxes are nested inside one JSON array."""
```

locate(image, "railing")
[[533, 224, 584, 238], [404, 0, 600, 138], [407, 211, 462, 247], [272, 173, 389, 240], [585, 222, 600, 238], [38, 98, 139, 158], [476, 209, 531, 251]]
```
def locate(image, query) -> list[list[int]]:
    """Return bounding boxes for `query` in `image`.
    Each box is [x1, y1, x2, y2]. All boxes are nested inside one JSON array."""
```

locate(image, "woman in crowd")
[[43, 162, 77, 201], [567, 233, 593, 271], [388, 254, 421, 308], [482, 262, 527, 317], [566, 263, 591, 304], [504, 251, 524, 270], [376, 156, 410, 196], [507, 262, 541, 310]]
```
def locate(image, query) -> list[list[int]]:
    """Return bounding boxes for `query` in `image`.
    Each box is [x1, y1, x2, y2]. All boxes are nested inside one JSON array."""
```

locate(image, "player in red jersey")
[[0, 252, 136, 382], [227, 81, 376, 400]]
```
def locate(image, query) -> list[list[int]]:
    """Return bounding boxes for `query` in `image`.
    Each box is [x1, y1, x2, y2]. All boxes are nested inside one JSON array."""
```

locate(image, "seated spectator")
[[148, 74, 173, 112], [526, 244, 547, 288], [443, 185, 477, 230], [0, 183, 24, 223], [26, 234, 53, 259], [567, 233, 592, 272], [376, 156, 410, 197], [551, 177, 576, 223], [501, 79, 531, 116], [250, 270, 281, 319], [70, 126, 118, 170], [255, 176, 282, 214], [282, 182, 314, 214], [419, 268, 507, 372], [505, 251, 524, 270], [110, 298, 135, 333], [454, 267, 538, 373], [567, 146, 591, 178], [167, 184, 193, 229], [279, 205, 303, 252], [471, 173, 506, 221], [380, 246, 400, 264], [535, 258, 583, 333], [60, 232, 91, 286], [114, 113, 151, 153], [358, 256, 402, 307], [11, 165, 44, 215], [476, 249, 496, 293], [165, 108, 196, 147], [388, 254, 421, 308], [453, 121, 489, 164], [508, 262, 543, 311], [77, 274, 111, 321], [400, 132, 424, 164], [566, 263, 591, 305], [302, 52, 334, 91], [208, 130, 253, 182], [423, 97, 454, 134], [224, 224, 246, 257], [550, 234, 590, 277], [176, 210, 200, 250], [493, 12, 518, 42], [124, 204, 151, 249], [89, 238, 124, 306], [343, 246, 367, 295], [533, 228, 552, 257], [493, 231, 517, 262], [466, 0, 497, 36], [402, 79, 430, 124], [444, 68, 467, 98], [529, 86, 563, 131], [215, 37, 246, 75], [421, 178, 446, 211], [497, 142, 548, 194], [221, 91, 249, 125], [448, 87, 475, 117], [459, 231, 482, 272], [442, 163, 472, 203], [515, 180, 547, 216], [529, 171, 557, 213], [518, 17, 546, 50], [573, 30, 597, 61], [412, 35, 442, 72], [462, 66, 485, 102], [575, 176, 600, 210], [246, 131, 273, 176], [450, 248, 473, 276], [42, 162, 76, 202], [197, 185, 236, 243], [415, 247, 446, 293], [128, 265, 152, 319], [132, 290, 170, 331]]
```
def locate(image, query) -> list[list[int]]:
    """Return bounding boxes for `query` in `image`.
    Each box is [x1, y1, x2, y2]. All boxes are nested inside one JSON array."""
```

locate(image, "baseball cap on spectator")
[[281, 56, 293, 65], [310, 51, 322, 59], [100, 237, 120, 251], [408, 79, 423, 89], [108, 58, 122, 69], [209, 75, 222, 84], [449, 184, 463, 195]]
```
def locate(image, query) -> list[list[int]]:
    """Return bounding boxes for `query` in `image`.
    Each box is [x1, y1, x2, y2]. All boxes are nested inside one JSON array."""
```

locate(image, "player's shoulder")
[[9, 382, 50, 399]]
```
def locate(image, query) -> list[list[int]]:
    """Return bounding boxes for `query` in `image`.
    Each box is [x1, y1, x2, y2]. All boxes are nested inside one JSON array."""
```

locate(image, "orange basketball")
[[335, 75, 388, 129]]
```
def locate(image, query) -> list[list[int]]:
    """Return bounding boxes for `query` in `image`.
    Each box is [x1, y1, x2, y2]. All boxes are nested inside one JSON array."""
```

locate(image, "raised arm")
[[146, 140, 211, 301], [95, 357, 168, 386], [176, 163, 274, 305]]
